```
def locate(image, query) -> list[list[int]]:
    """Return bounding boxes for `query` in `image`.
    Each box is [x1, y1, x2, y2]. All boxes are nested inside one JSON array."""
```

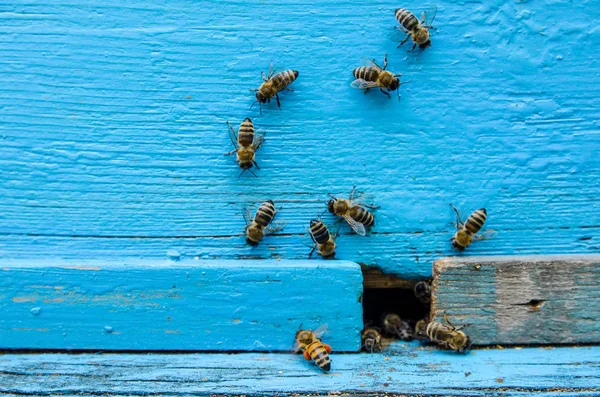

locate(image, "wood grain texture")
[[0, 259, 363, 351], [1, 0, 599, 278], [432, 254, 600, 345], [1, 346, 599, 396]]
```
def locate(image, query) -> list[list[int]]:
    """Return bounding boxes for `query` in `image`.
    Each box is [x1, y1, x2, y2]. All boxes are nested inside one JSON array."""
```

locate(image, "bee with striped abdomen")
[[414, 281, 432, 307], [450, 204, 494, 251], [361, 327, 382, 353], [294, 324, 332, 371], [395, 6, 437, 51], [327, 186, 377, 236], [351, 54, 405, 100], [251, 67, 299, 114], [383, 313, 414, 341], [244, 200, 285, 246], [415, 313, 471, 353], [308, 219, 337, 259], [225, 118, 264, 177]]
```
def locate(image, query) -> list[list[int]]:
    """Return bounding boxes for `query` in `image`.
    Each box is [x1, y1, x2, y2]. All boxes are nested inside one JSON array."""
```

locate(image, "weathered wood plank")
[[1, 0, 599, 278], [1, 346, 599, 396], [0, 259, 362, 351], [432, 254, 600, 345]]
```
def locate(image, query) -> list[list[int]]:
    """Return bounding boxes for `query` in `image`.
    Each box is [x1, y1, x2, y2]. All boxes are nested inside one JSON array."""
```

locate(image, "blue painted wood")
[[1, 346, 599, 396], [0, 259, 363, 351], [1, 0, 599, 278]]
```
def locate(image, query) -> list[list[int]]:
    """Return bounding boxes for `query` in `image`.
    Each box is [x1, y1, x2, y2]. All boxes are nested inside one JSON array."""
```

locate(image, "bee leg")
[[275, 94, 281, 109], [302, 350, 311, 360], [349, 185, 356, 201], [253, 161, 260, 170], [450, 204, 464, 228], [308, 245, 316, 258], [398, 34, 411, 48], [363, 88, 370, 95], [224, 149, 237, 156], [285, 88, 294, 91], [262, 71, 268, 81], [323, 343, 332, 353], [379, 89, 391, 98], [408, 43, 418, 52], [383, 53, 388, 70], [362, 204, 379, 209]]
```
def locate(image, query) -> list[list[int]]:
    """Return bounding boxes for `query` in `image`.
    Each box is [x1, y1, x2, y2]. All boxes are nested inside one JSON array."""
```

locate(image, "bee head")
[[327, 200, 335, 214], [295, 330, 314, 345], [255, 91, 268, 103], [245, 237, 260, 247], [390, 78, 401, 91], [414, 281, 428, 295], [240, 161, 254, 170], [418, 39, 432, 49], [453, 333, 472, 354]]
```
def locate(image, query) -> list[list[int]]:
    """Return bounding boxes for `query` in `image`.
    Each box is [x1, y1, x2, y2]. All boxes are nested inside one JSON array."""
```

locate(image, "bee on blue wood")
[[395, 6, 437, 51], [250, 67, 299, 114], [361, 327, 383, 353], [294, 324, 332, 371], [351, 54, 405, 100], [383, 313, 414, 341], [327, 186, 377, 236], [308, 219, 337, 259], [450, 204, 495, 251], [414, 281, 432, 307], [225, 118, 264, 177], [416, 313, 472, 353], [244, 200, 285, 246]]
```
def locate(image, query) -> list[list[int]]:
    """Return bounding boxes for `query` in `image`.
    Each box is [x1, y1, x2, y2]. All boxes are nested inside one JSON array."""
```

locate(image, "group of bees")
[[225, 7, 490, 371]]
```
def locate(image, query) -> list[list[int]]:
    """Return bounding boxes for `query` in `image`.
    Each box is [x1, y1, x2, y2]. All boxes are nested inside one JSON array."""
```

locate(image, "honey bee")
[[415, 313, 471, 353], [450, 204, 494, 251], [225, 118, 264, 177], [382, 313, 413, 341], [307, 220, 336, 259], [294, 324, 332, 371], [244, 200, 285, 246], [395, 6, 437, 51], [414, 281, 431, 307], [361, 328, 382, 353], [251, 67, 299, 114], [351, 54, 404, 100], [327, 186, 377, 236]]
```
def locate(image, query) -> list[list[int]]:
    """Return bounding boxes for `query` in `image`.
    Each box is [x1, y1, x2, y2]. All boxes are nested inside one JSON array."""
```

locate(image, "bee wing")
[[292, 340, 302, 353], [312, 324, 328, 339], [343, 214, 366, 236], [226, 121, 239, 148], [351, 79, 380, 90], [473, 229, 497, 241], [253, 133, 265, 150], [422, 5, 438, 27]]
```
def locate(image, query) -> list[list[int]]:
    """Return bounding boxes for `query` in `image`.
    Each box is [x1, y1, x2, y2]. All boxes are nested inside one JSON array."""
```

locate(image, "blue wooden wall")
[[1, 0, 598, 279]]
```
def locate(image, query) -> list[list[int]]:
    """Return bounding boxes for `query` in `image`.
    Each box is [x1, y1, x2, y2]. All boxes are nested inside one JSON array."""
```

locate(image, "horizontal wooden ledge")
[[0, 259, 363, 351], [432, 254, 600, 345], [1, 346, 599, 396]]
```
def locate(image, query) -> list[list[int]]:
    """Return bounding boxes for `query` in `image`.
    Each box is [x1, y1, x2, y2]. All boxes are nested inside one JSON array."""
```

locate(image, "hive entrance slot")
[[360, 265, 430, 340]]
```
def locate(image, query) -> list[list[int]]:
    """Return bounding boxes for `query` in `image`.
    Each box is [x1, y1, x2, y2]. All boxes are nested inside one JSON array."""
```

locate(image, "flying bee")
[[294, 324, 332, 371], [327, 186, 377, 236], [415, 313, 472, 353], [414, 281, 432, 308], [244, 200, 285, 246], [351, 54, 405, 100], [361, 327, 382, 353], [308, 219, 337, 259], [395, 6, 437, 51], [450, 204, 495, 251], [382, 313, 413, 341], [225, 118, 264, 177], [251, 67, 299, 114]]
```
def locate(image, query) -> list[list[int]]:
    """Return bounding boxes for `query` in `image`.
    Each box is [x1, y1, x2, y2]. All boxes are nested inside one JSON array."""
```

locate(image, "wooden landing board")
[[432, 255, 600, 345], [0, 259, 362, 351], [1, 346, 599, 396]]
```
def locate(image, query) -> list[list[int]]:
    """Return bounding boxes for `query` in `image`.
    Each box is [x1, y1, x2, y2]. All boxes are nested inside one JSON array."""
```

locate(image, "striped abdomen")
[[271, 70, 299, 92], [426, 321, 453, 342], [395, 8, 420, 31], [464, 208, 487, 234], [237, 118, 254, 147], [254, 200, 275, 227], [307, 341, 331, 371], [353, 66, 379, 82], [310, 220, 331, 244], [350, 205, 374, 227]]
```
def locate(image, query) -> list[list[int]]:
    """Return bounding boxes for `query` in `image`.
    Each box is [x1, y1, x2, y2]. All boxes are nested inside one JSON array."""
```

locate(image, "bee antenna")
[[249, 169, 258, 178], [400, 80, 411, 85], [298, 322, 303, 330], [249, 100, 257, 110], [238, 169, 246, 178]]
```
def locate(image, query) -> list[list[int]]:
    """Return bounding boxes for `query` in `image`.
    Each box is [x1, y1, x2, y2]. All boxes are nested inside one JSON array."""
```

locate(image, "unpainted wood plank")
[[432, 254, 600, 345], [1, 0, 599, 277], [0, 259, 363, 351], [1, 346, 599, 396]]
